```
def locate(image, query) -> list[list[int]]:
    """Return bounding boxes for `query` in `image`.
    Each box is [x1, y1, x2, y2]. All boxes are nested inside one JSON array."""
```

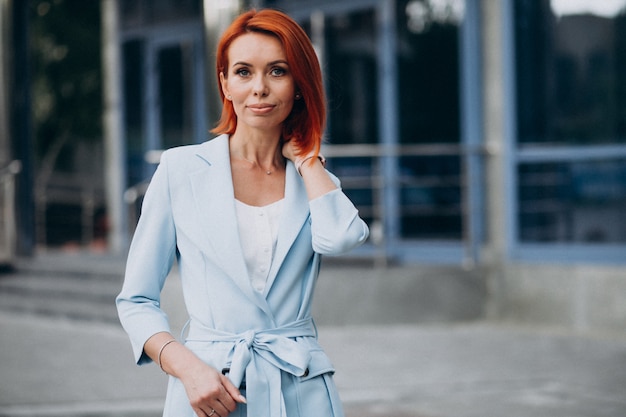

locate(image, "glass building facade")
[[118, 0, 626, 264], [513, 0, 626, 250]]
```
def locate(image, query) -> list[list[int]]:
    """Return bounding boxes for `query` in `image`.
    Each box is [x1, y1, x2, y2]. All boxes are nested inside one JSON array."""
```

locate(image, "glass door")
[[122, 25, 206, 186], [146, 31, 206, 153], [142, 28, 206, 178], [272, 0, 481, 263], [156, 41, 195, 150], [511, 0, 626, 262]]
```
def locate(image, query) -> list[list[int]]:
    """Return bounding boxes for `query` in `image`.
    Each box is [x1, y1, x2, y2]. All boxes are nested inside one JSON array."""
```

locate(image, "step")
[[0, 272, 122, 324], [0, 290, 120, 323], [0, 273, 122, 303]]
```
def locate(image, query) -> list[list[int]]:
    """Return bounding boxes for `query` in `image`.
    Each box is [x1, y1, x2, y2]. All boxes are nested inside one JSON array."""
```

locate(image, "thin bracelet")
[[157, 339, 177, 373], [296, 154, 326, 176]]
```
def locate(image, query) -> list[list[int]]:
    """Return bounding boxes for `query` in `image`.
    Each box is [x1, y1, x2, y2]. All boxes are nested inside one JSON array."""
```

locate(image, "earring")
[[295, 93, 301, 100], [227, 95, 232, 100]]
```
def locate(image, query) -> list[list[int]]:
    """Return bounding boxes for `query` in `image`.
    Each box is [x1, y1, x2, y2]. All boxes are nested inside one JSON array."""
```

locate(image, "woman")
[[116, 8, 369, 417]]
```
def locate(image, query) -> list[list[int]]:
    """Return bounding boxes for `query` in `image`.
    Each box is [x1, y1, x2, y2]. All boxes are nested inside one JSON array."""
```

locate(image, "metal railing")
[[125, 143, 487, 265], [321, 143, 486, 266], [0, 160, 22, 266], [34, 173, 105, 248]]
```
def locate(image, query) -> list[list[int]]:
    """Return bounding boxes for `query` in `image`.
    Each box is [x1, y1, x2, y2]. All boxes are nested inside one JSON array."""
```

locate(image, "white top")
[[235, 198, 284, 292]]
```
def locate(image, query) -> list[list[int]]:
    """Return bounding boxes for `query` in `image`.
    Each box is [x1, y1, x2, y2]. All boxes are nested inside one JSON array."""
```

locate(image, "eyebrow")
[[232, 60, 289, 67]]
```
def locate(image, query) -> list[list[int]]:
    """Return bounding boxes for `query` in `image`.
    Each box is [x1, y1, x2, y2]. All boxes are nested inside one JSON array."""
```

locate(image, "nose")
[[252, 74, 268, 97]]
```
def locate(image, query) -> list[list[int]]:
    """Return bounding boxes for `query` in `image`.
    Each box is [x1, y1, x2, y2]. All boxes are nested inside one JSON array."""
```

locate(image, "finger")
[[220, 374, 247, 404], [200, 403, 223, 417], [194, 405, 215, 417], [212, 404, 226, 417], [213, 397, 233, 415], [216, 399, 234, 415]]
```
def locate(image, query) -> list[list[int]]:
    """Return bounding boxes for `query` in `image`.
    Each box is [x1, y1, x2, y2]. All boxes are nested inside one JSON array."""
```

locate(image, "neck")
[[229, 132, 284, 174]]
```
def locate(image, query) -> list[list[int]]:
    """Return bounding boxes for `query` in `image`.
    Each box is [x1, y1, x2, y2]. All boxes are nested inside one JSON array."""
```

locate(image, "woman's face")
[[220, 32, 296, 135]]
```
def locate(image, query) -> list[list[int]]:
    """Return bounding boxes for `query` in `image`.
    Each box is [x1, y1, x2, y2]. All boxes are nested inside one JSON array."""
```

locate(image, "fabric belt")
[[186, 317, 317, 417]]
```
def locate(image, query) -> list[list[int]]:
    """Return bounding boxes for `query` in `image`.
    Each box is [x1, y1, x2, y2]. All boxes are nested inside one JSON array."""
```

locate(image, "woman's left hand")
[[281, 137, 337, 199], [281, 137, 299, 162]]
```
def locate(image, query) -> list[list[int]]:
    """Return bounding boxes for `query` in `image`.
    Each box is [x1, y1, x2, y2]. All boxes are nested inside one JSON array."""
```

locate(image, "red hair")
[[211, 9, 326, 156]]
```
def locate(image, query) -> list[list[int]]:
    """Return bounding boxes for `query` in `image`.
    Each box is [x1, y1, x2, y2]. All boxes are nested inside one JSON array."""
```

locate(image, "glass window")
[[122, 40, 144, 186], [518, 159, 626, 243], [158, 42, 195, 150], [397, 0, 464, 239], [325, 9, 379, 146], [399, 0, 462, 145], [400, 155, 462, 239], [515, 0, 626, 145], [323, 9, 379, 227], [121, 0, 201, 29], [305, 1, 466, 241], [514, 0, 626, 247]]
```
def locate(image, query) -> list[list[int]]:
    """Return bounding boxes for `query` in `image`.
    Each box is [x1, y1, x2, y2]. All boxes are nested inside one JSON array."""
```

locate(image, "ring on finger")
[[208, 409, 216, 417]]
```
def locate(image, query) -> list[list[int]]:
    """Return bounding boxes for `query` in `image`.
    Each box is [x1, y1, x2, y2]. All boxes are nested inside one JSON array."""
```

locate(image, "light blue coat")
[[116, 134, 369, 417]]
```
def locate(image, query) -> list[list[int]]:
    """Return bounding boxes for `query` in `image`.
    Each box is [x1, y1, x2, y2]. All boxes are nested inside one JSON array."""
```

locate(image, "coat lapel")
[[187, 135, 310, 308], [264, 162, 310, 295], [188, 136, 270, 313]]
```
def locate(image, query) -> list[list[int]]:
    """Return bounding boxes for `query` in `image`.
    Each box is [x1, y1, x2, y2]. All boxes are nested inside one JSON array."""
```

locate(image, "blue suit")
[[116, 134, 369, 417]]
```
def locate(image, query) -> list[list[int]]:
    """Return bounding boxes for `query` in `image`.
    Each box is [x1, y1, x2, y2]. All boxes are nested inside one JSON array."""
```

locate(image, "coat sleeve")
[[308, 172, 369, 255], [116, 152, 177, 365]]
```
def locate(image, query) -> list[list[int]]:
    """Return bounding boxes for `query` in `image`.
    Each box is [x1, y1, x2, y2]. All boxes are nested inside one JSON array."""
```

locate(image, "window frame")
[[504, 0, 626, 264], [277, 0, 484, 265]]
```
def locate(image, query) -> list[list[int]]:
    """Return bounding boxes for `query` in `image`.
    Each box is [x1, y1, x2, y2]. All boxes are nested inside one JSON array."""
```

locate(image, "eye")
[[270, 67, 287, 77], [235, 68, 251, 77]]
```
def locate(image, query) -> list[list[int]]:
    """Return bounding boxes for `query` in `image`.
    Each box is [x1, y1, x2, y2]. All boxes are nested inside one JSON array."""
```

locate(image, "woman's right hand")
[[178, 359, 246, 417], [145, 332, 246, 417]]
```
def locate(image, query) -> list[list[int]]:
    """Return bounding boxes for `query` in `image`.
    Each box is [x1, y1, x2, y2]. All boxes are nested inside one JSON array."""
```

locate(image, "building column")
[[5, 0, 35, 257], [0, 0, 10, 167], [202, 0, 243, 129], [481, 0, 512, 318], [101, 0, 128, 253]]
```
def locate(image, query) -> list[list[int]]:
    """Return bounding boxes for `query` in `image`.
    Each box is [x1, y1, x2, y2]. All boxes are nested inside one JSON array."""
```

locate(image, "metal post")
[[482, 0, 511, 318], [459, 0, 485, 268], [101, 0, 128, 253], [10, 0, 35, 256], [376, 0, 399, 265], [203, 0, 243, 130], [0, 161, 21, 266], [0, 0, 10, 168]]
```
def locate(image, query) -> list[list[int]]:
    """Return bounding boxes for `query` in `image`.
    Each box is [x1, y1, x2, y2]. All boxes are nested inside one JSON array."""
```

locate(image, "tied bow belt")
[[186, 317, 317, 417]]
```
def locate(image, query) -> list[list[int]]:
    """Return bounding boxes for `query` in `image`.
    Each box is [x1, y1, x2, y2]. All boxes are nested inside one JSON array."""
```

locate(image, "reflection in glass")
[[398, 0, 461, 144], [309, 1, 465, 241], [397, 0, 463, 239], [518, 159, 626, 243], [120, 0, 201, 29], [400, 155, 462, 239], [158, 42, 194, 150], [123, 40, 144, 187], [515, 0, 626, 247], [325, 9, 378, 146], [516, 0, 626, 145]]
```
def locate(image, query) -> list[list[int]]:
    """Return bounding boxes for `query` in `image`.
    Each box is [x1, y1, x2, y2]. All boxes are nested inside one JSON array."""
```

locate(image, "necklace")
[[234, 153, 273, 175]]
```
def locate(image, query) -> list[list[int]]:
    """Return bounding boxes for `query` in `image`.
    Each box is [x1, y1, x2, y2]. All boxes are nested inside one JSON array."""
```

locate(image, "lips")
[[247, 103, 275, 114]]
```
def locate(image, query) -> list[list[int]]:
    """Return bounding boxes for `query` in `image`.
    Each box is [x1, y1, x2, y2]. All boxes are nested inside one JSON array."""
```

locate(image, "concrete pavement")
[[1, 252, 626, 416], [3, 313, 626, 417]]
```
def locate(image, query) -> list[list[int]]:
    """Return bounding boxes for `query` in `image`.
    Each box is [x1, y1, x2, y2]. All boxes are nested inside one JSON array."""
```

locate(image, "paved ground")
[[1, 252, 626, 417]]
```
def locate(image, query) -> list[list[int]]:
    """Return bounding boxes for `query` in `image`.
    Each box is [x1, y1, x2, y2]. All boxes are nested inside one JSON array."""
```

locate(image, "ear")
[[219, 72, 230, 99]]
